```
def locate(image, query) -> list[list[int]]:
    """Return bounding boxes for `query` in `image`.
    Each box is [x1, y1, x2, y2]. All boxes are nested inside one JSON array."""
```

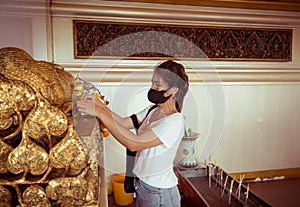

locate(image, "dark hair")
[[155, 60, 189, 112]]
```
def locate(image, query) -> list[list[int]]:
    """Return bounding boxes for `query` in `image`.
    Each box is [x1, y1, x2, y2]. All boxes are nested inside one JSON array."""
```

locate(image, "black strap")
[[146, 104, 158, 118], [130, 114, 140, 134], [130, 105, 157, 130], [124, 105, 157, 193]]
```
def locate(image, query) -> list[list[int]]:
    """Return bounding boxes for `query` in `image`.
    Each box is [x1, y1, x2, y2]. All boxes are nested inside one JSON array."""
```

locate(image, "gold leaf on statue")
[[0, 74, 35, 112], [46, 168, 89, 206], [0, 139, 13, 173], [0, 74, 35, 139], [0, 117, 13, 130], [0, 48, 53, 103], [0, 47, 102, 206], [41, 61, 75, 102], [22, 185, 51, 207], [23, 92, 68, 147], [7, 131, 49, 176], [31, 61, 66, 105], [0, 47, 74, 106], [0, 47, 33, 62], [49, 124, 89, 175], [0, 185, 12, 207]]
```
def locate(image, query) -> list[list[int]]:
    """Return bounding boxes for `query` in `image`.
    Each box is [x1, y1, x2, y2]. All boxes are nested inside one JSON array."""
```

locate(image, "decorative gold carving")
[[0, 47, 73, 105], [74, 20, 292, 61], [48, 124, 89, 177], [22, 185, 51, 207], [0, 47, 103, 206], [23, 92, 68, 148], [46, 167, 89, 206], [0, 185, 11, 206], [0, 139, 13, 173], [7, 131, 49, 176], [0, 74, 35, 139]]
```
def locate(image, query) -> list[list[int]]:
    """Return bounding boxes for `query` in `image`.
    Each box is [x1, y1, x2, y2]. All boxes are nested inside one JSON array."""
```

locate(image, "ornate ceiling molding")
[[107, 0, 300, 12], [62, 63, 300, 83], [51, 0, 300, 27], [0, 0, 47, 17]]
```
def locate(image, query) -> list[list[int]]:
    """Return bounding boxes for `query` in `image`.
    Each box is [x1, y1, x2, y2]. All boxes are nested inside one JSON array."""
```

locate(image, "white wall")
[[0, 16, 33, 54], [0, 0, 49, 60], [209, 83, 300, 172], [93, 81, 300, 185]]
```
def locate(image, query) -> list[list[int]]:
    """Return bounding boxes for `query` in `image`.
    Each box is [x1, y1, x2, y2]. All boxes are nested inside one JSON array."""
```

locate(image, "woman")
[[77, 60, 189, 207]]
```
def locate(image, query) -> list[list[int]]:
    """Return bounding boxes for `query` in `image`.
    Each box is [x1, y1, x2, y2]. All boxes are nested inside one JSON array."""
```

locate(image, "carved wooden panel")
[[73, 20, 292, 61]]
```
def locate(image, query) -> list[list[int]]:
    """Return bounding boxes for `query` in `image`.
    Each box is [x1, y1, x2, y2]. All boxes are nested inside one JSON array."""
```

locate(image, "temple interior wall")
[[1, 0, 300, 189]]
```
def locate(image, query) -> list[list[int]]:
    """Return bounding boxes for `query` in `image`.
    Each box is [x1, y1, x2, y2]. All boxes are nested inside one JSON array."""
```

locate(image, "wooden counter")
[[176, 166, 271, 207]]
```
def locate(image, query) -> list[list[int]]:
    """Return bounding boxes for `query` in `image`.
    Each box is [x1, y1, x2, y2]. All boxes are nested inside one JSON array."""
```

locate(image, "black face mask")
[[147, 88, 171, 104]]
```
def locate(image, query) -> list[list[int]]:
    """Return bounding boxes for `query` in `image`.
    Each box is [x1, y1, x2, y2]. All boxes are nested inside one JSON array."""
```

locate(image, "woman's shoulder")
[[136, 105, 157, 119], [167, 112, 184, 122]]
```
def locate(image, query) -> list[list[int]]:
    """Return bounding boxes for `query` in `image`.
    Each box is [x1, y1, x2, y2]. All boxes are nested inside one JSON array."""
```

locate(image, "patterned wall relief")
[[73, 20, 292, 61]]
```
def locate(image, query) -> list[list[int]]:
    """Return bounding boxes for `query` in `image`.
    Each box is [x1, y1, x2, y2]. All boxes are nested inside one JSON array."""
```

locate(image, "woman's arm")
[[98, 108, 162, 151], [76, 94, 162, 151], [77, 94, 133, 129], [105, 107, 134, 130]]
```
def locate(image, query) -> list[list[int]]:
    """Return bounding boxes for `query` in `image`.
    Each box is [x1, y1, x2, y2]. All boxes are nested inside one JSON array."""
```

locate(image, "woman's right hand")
[[76, 93, 105, 117]]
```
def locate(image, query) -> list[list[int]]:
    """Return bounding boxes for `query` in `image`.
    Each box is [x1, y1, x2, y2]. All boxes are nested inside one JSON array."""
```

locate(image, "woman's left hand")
[[76, 94, 105, 117]]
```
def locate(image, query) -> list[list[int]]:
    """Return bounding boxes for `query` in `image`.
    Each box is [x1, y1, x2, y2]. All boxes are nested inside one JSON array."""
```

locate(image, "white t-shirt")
[[132, 106, 184, 188]]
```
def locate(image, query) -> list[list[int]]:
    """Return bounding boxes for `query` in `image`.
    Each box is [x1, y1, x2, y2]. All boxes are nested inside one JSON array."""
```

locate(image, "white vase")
[[177, 132, 199, 168]]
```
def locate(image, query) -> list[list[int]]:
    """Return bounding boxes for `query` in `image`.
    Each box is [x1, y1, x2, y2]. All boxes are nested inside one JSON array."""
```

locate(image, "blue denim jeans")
[[134, 177, 181, 207]]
